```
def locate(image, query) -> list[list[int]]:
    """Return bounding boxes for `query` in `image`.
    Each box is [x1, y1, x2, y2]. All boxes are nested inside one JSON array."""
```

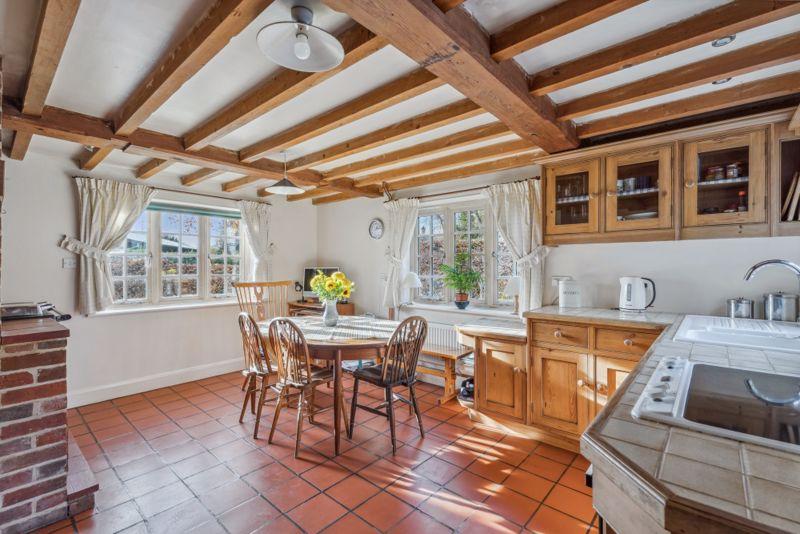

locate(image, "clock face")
[[369, 218, 384, 240]]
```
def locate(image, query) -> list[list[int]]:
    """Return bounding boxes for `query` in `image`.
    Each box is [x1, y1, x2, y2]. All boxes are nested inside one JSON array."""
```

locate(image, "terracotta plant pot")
[[454, 292, 470, 310]]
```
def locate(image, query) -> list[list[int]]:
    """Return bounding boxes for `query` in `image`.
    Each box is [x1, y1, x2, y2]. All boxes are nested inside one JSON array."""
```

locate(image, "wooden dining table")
[[259, 315, 399, 455]]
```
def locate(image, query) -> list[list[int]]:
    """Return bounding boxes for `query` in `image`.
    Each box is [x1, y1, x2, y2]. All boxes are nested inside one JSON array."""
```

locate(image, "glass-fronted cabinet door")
[[545, 159, 600, 235], [605, 146, 673, 232], [683, 130, 766, 227]]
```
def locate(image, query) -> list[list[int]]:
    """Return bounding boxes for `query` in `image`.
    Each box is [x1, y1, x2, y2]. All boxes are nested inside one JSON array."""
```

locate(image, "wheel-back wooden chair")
[[234, 281, 292, 391], [348, 316, 428, 454], [237, 312, 281, 439], [267, 318, 349, 457]]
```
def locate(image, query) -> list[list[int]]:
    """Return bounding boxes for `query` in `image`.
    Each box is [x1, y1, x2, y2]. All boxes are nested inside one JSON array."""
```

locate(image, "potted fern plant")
[[439, 252, 482, 310]]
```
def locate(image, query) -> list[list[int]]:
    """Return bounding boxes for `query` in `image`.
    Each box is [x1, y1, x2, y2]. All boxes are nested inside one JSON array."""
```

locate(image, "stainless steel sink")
[[674, 315, 800, 353]]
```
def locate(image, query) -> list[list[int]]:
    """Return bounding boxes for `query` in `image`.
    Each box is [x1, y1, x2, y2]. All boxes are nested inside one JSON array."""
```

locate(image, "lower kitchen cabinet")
[[593, 355, 638, 415], [475, 337, 527, 421], [531, 347, 592, 435]]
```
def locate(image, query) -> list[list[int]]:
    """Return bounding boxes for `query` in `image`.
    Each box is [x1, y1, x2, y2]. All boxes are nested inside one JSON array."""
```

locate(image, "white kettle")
[[619, 277, 656, 311]]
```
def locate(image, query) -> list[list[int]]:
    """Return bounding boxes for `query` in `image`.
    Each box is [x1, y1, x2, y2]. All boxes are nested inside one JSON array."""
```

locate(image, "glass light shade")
[[264, 178, 304, 196], [257, 21, 344, 72], [402, 271, 422, 289], [505, 276, 522, 297]]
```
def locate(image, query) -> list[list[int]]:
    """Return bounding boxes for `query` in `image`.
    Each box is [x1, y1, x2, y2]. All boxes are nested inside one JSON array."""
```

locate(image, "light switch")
[[62, 257, 77, 269]]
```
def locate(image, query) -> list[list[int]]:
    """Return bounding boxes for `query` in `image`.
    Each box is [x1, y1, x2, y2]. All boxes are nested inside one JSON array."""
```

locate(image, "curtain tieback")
[[386, 254, 403, 267], [516, 245, 549, 266], [60, 236, 109, 262]]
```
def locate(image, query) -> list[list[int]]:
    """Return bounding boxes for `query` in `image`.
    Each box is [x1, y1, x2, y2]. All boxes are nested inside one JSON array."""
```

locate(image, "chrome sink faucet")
[[744, 259, 800, 292]]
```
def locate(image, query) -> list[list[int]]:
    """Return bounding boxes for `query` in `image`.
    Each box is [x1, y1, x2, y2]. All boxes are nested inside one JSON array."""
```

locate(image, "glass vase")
[[323, 299, 339, 327]]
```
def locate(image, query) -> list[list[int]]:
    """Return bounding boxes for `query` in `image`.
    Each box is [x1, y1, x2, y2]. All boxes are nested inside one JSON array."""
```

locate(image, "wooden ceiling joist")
[[491, 0, 646, 62], [324, 0, 578, 154], [432, 0, 466, 11], [136, 158, 174, 179], [183, 24, 383, 150], [355, 138, 538, 187], [221, 175, 262, 192], [285, 98, 483, 171], [577, 71, 800, 138], [530, 0, 800, 96], [181, 168, 222, 186], [239, 68, 445, 162], [114, 0, 275, 136], [322, 121, 510, 180], [558, 31, 800, 120], [79, 144, 115, 170], [9, 0, 81, 160]]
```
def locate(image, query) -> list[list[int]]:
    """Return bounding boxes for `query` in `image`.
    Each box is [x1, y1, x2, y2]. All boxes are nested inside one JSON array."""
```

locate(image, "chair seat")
[[352, 363, 412, 387], [241, 367, 272, 377]]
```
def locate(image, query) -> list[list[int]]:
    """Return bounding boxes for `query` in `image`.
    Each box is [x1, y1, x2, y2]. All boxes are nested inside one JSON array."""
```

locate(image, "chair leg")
[[386, 386, 397, 455], [253, 379, 268, 439], [241, 374, 249, 391], [239, 373, 254, 423], [348, 378, 359, 439], [308, 386, 316, 424], [409, 383, 425, 438], [250, 375, 257, 414], [338, 380, 349, 433], [268, 388, 286, 444], [294, 388, 306, 458]]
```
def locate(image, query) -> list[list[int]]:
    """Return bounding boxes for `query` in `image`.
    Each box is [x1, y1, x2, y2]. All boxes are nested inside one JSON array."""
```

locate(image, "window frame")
[[411, 199, 514, 309], [108, 208, 248, 310]]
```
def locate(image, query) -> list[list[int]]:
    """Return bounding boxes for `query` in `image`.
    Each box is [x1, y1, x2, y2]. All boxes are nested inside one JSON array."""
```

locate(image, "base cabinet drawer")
[[595, 328, 657, 356], [531, 347, 591, 435], [531, 322, 589, 349]]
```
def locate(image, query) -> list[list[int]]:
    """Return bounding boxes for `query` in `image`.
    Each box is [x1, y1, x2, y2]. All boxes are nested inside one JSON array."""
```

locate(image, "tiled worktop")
[[532, 308, 800, 533]]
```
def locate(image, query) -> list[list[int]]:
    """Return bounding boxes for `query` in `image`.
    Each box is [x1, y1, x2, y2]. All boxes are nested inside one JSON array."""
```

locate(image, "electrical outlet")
[[62, 257, 77, 269], [551, 275, 572, 287]]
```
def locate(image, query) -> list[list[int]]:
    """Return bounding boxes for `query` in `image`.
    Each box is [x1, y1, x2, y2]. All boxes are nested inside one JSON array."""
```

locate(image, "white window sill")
[[94, 299, 239, 317], [401, 301, 518, 319]]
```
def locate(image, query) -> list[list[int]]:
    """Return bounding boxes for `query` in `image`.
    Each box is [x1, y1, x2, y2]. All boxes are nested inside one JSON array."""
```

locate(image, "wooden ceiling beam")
[[559, 31, 800, 120], [78, 144, 115, 170], [136, 158, 174, 180], [323, 121, 510, 180], [530, 0, 800, 95], [114, 0, 275, 135], [181, 168, 222, 186], [239, 68, 445, 162], [9, 0, 81, 160], [269, 177, 381, 199], [285, 98, 483, 171], [491, 0, 645, 62], [432, 0, 466, 11], [221, 175, 263, 192], [355, 139, 539, 186], [324, 0, 578, 154], [577, 71, 800, 138], [286, 187, 336, 202], [183, 24, 384, 150]]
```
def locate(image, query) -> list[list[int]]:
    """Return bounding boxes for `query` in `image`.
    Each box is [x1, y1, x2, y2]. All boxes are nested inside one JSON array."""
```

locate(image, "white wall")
[[1, 149, 317, 406]]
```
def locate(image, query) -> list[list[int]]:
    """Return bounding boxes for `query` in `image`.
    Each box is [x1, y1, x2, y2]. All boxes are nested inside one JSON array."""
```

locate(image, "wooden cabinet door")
[[594, 356, 637, 415], [683, 129, 767, 227], [476, 339, 526, 421], [605, 145, 673, 232], [532, 347, 591, 435], [545, 159, 601, 235]]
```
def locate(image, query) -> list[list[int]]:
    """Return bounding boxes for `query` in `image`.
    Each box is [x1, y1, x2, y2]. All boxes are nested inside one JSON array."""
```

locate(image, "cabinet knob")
[[685, 180, 696, 188], [597, 383, 609, 396], [553, 329, 563, 338], [623, 338, 633, 346], [589, 192, 598, 199], [577, 379, 585, 387], [607, 190, 617, 197], [578, 379, 593, 389]]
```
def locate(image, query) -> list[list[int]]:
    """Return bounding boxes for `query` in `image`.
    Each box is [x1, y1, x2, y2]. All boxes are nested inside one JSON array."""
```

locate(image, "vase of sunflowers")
[[309, 270, 354, 327]]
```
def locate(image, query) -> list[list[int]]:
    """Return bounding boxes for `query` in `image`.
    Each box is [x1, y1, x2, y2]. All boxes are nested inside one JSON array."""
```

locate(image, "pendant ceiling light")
[[264, 152, 304, 196], [256, 5, 344, 72]]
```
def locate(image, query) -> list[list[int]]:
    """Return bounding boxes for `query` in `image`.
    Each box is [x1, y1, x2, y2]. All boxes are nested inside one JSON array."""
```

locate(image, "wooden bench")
[[418, 343, 473, 405]]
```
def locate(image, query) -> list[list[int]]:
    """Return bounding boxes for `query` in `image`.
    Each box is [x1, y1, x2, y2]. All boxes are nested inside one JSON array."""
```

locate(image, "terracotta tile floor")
[[44, 372, 599, 533]]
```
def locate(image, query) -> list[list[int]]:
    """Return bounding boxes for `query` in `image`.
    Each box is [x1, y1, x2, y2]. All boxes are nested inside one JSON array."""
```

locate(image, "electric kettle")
[[619, 277, 656, 311]]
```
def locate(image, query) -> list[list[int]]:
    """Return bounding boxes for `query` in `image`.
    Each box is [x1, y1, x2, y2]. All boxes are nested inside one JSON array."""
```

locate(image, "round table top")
[[259, 315, 399, 350]]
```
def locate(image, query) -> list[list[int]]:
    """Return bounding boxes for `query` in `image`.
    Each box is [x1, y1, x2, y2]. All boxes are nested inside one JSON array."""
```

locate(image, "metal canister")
[[763, 293, 799, 322], [727, 298, 754, 319]]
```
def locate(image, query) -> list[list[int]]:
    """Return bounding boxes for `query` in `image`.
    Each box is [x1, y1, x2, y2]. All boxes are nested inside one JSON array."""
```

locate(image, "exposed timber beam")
[[114, 0, 275, 135], [221, 175, 263, 192], [181, 168, 222, 186], [10, 0, 81, 160], [491, 0, 645, 62], [183, 24, 384, 149], [432, 0, 466, 11], [559, 31, 800, 120], [285, 99, 483, 171], [577, 71, 800, 138], [136, 158, 174, 179], [79, 145, 115, 170], [239, 68, 445, 162], [530, 0, 800, 95], [323, 121, 510, 180], [324, 0, 578, 154]]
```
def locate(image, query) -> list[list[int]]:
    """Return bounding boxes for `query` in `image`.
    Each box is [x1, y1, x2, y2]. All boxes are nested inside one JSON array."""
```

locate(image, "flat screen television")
[[303, 267, 339, 298]]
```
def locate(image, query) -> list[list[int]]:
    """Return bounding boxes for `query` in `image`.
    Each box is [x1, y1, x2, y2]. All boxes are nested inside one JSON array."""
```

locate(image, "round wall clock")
[[368, 218, 384, 240]]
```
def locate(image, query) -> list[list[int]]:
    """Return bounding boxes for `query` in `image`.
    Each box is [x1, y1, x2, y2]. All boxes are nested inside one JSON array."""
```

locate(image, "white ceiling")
[[2, 0, 798, 199]]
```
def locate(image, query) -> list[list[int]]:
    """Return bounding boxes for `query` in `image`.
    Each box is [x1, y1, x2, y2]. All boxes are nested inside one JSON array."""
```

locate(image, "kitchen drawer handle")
[[553, 329, 563, 338], [623, 338, 633, 346]]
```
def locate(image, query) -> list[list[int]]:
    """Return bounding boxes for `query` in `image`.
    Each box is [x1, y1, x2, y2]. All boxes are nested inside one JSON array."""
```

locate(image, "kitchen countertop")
[[539, 308, 800, 533], [1, 317, 70, 345], [454, 315, 527, 341]]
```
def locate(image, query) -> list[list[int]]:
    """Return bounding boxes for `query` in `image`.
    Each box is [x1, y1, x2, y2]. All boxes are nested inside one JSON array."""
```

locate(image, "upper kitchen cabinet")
[[545, 158, 600, 236], [772, 121, 800, 236], [605, 146, 673, 232], [682, 129, 767, 229]]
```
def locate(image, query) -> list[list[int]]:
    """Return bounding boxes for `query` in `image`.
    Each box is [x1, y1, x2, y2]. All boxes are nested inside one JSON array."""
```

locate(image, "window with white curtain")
[[108, 205, 246, 307], [412, 200, 516, 308]]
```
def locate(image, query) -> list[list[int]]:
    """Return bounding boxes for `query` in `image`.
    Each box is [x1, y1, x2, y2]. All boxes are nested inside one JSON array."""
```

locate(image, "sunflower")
[[325, 279, 336, 291], [332, 271, 346, 281], [342, 287, 351, 299]]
